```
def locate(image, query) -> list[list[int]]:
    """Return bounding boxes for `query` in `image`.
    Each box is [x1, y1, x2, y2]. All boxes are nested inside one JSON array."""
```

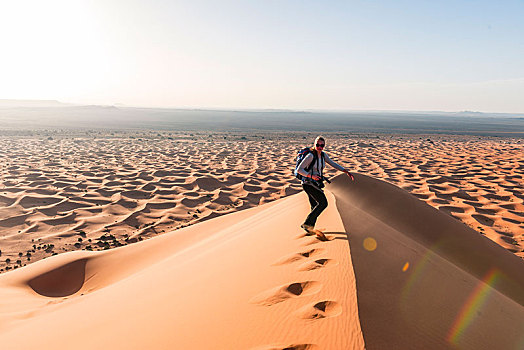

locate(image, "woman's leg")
[[302, 183, 328, 227], [305, 186, 317, 210]]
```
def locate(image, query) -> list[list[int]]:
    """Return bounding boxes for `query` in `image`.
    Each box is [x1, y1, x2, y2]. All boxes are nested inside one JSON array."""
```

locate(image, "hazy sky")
[[1, 0, 523, 112]]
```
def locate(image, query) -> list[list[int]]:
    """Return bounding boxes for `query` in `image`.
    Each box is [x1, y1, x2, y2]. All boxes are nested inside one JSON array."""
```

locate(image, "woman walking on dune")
[[296, 136, 354, 236]]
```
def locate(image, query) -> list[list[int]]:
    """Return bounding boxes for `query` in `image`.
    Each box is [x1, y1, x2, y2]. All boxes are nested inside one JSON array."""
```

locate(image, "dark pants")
[[302, 183, 328, 227]]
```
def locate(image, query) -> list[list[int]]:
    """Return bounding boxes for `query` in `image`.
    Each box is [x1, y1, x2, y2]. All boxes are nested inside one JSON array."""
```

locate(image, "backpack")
[[294, 147, 324, 181]]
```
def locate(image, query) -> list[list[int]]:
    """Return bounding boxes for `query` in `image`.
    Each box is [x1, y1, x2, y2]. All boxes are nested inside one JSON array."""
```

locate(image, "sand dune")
[[0, 135, 522, 275], [330, 174, 524, 349], [325, 136, 524, 258], [0, 133, 523, 349], [0, 183, 364, 349], [0, 173, 522, 349], [0, 136, 306, 273]]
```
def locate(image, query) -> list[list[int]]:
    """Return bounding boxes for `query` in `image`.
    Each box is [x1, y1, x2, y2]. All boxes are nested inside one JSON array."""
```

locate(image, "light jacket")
[[297, 151, 345, 182]]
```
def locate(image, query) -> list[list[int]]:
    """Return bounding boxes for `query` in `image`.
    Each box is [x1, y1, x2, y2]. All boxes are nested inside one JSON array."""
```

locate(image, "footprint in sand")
[[249, 281, 322, 306], [295, 300, 342, 320], [298, 258, 338, 271], [272, 248, 325, 266]]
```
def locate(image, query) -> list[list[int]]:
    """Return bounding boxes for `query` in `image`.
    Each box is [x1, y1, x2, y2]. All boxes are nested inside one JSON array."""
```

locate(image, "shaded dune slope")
[[329, 173, 524, 350]]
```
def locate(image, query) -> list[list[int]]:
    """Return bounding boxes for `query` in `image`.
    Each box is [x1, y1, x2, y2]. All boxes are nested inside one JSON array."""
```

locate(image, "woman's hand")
[[343, 169, 355, 181]]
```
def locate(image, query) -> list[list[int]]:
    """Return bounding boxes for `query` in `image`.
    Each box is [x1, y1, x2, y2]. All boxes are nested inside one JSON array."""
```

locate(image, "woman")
[[296, 136, 354, 234]]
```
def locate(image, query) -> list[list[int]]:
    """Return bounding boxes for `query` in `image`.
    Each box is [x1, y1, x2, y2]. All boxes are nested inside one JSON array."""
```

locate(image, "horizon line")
[[1, 99, 523, 115]]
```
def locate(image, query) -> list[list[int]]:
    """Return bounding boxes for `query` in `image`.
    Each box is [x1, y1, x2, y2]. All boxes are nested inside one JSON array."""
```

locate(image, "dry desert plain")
[[0, 130, 523, 349]]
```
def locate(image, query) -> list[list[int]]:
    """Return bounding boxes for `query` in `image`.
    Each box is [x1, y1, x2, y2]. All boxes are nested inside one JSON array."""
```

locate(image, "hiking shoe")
[[301, 224, 314, 234], [315, 230, 328, 241]]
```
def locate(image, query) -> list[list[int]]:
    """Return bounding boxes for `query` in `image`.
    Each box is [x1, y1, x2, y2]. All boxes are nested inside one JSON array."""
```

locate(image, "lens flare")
[[363, 237, 377, 251], [402, 262, 409, 272], [400, 244, 443, 304], [447, 268, 501, 346]]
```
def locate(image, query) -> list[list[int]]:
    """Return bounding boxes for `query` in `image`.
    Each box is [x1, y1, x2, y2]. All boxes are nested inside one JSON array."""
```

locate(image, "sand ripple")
[[0, 133, 522, 272]]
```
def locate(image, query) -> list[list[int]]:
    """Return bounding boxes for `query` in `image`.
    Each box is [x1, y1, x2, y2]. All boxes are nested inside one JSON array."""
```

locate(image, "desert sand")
[[0, 133, 522, 273], [0, 184, 366, 349], [0, 132, 523, 349]]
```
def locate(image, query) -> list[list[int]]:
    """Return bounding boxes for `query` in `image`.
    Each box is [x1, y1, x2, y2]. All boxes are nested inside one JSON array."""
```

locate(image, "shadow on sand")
[[329, 173, 524, 350]]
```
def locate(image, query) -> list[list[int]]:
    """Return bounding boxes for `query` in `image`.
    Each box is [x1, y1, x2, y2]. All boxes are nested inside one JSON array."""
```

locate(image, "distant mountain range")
[[0, 100, 523, 136], [0, 99, 522, 117]]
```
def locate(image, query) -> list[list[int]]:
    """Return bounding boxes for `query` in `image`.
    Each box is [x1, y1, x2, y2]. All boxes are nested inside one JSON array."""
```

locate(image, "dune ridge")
[[329, 174, 524, 349], [0, 171, 522, 349], [0, 188, 364, 349]]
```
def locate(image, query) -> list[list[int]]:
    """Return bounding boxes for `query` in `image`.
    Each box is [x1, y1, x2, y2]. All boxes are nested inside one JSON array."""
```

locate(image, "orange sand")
[[0, 134, 522, 275], [0, 173, 522, 349], [0, 185, 364, 349], [0, 133, 523, 349]]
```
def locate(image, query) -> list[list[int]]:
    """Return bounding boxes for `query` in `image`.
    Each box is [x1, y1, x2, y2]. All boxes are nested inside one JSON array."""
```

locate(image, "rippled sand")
[[0, 133, 522, 273]]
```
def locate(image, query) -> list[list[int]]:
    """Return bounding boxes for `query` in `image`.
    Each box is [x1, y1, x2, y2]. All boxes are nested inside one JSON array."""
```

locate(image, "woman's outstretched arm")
[[325, 153, 354, 181]]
